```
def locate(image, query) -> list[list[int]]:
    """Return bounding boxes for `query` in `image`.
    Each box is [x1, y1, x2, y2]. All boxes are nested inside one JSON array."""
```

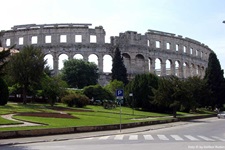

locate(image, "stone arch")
[[73, 54, 84, 60], [44, 54, 53, 70], [190, 63, 196, 76], [88, 54, 99, 66], [175, 60, 181, 77], [103, 54, 113, 73], [135, 54, 145, 73], [58, 54, 69, 70], [166, 59, 172, 75], [122, 53, 131, 74], [155, 58, 162, 76], [183, 62, 189, 78]]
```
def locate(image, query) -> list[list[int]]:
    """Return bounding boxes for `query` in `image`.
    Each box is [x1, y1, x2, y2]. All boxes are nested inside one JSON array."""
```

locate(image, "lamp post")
[[129, 93, 134, 115]]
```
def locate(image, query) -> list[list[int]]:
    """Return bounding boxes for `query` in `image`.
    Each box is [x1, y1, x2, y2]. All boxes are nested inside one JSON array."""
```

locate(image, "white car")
[[217, 111, 225, 119]]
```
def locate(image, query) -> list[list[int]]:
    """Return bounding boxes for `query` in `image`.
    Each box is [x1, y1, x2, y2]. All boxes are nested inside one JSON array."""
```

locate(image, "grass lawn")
[[0, 102, 214, 132]]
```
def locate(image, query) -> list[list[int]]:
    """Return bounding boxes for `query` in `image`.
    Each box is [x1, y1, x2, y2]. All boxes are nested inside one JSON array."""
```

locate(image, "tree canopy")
[[8, 45, 46, 104], [111, 47, 128, 85], [62, 59, 99, 89], [204, 52, 225, 108]]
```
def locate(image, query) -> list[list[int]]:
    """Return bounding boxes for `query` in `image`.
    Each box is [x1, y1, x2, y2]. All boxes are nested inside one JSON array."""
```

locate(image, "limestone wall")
[[0, 24, 212, 85]]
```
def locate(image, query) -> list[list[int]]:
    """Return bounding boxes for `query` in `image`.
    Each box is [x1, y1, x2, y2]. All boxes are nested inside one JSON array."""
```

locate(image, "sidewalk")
[[0, 117, 216, 146]]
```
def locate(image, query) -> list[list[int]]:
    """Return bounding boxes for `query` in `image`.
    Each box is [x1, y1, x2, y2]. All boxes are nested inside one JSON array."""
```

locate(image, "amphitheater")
[[0, 23, 212, 85]]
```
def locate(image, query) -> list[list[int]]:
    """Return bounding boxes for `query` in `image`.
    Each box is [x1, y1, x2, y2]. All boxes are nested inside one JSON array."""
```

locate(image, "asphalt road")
[[1, 117, 225, 150]]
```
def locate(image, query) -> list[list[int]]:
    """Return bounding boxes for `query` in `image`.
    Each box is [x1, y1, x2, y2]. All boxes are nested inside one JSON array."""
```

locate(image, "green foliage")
[[83, 84, 115, 100], [8, 45, 46, 104], [204, 52, 225, 108], [41, 75, 68, 106], [0, 45, 14, 76], [184, 76, 210, 111], [62, 59, 99, 89], [61, 93, 89, 108], [111, 47, 128, 85], [125, 73, 159, 111], [153, 76, 189, 118], [104, 80, 124, 96], [0, 78, 9, 105]]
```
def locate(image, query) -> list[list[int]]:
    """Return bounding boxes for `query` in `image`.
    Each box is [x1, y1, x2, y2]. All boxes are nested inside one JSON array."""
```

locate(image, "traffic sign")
[[116, 89, 124, 100]]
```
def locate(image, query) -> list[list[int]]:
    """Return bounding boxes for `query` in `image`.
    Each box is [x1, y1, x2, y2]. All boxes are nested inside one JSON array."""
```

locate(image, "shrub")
[[0, 78, 9, 105], [62, 93, 89, 108]]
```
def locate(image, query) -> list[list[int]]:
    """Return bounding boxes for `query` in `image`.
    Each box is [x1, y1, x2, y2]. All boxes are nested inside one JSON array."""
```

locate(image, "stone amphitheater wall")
[[0, 24, 212, 85]]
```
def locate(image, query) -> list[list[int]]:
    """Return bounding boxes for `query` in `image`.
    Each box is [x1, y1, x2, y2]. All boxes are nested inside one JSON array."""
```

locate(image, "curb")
[[0, 114, 215, 139]]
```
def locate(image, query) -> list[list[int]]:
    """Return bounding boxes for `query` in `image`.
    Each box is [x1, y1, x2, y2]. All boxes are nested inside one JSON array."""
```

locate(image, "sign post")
[[116, 89, 123, 133]]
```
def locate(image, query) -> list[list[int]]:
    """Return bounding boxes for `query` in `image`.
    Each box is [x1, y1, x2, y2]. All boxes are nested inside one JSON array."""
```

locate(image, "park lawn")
[[0, 103, 214, 132], [0, 117, 22, 125]]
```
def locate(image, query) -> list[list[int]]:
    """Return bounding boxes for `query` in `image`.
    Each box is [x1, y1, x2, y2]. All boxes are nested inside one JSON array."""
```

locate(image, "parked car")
[[217, 111, 225, 119]]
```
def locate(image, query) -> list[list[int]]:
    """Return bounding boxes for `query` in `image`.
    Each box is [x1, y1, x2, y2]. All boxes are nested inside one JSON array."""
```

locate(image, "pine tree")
[[204, 52, 225, 109], [111, 47, 128, 85]]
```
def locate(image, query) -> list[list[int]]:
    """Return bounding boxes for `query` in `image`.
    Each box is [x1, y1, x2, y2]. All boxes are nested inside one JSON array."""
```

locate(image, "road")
[[1, 117, 225, 150]]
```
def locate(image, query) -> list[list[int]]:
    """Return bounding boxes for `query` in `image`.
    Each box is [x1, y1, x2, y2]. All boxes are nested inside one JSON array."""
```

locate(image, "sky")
[[1, 0, 225, 70]]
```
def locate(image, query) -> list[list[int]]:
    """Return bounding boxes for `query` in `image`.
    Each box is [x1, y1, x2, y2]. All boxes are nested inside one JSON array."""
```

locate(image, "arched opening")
[[73, 54, 84, 60], [166, 59, 172, 75], [183, 62, 188, 78], [175, 61, 180, 77], [103, 54, 112, 73], [135, 54, 145, 73], [190, 63, 196, 76], [155, 58, 161, 76], [58, 54, 68, 70], [88, 54, 98, 66], [44, 54, 53, 70], [122, 53, 131, 74]]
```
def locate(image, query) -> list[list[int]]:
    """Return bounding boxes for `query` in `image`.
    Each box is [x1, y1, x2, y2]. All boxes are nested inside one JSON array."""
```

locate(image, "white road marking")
[[184, 135, 199, 141], [129, 135, 138, 140], [99, 136, 110, 140], [157, 135, 169, 140], [211, 136, 225, 141], [114, 135, 124, 140], [143, 135, 154, 140], [171, 135, 183, 141], [198, 135, 215, 141]]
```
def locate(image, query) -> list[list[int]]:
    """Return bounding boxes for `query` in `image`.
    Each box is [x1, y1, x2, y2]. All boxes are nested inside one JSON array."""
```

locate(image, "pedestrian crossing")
[[84, 134, 225, 142]]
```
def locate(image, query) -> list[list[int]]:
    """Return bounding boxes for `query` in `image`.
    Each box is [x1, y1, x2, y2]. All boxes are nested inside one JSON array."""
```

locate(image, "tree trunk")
[[173, 107, 177, 118], [22, 87, 27, 105]]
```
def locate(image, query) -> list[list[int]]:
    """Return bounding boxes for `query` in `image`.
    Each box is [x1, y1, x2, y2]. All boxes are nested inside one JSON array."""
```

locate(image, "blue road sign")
[[116, 89, 124, 97]]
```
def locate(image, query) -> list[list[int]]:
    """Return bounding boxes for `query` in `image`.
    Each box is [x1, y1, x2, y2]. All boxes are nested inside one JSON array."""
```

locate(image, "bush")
[[62, 93, 89, 108], [0, 78, 9, 105]]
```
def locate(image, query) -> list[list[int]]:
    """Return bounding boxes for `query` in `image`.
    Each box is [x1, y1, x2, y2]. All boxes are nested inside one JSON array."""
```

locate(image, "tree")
[[204, 52, 225, 109], [111, 47, 128, 85], [83, 84, 114, 101], [8, 46, 46, 104], [125, 73, 159, 111], [62, 59, 99, 89], [0, 78, 9, 105], [153, 76, 188, 118], [0, 47, 12, 76], [104, 80, 124, 96], [41, 74, 68, 106]]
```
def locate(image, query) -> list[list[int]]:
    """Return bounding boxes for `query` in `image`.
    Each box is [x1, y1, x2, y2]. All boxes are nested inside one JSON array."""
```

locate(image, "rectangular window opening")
[[60, 35, 67, 43], [31, 36, 38, 44], [166, 43, 170, 50], [147, 40, 150, 47], [6, 39, 10, 46], [90, 35, 97, 43], [183, 46, 186, 53], [75, 35, 82, 43], [45, 35, 51, 43], [176, 44, 179, 51], [19, 37, 24, 45], [156, 41, 160, 48]]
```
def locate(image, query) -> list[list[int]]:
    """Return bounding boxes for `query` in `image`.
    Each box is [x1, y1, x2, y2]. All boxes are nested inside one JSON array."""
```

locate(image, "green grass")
[[0, 102, 214, 132], [0, 117, 22, 125]]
